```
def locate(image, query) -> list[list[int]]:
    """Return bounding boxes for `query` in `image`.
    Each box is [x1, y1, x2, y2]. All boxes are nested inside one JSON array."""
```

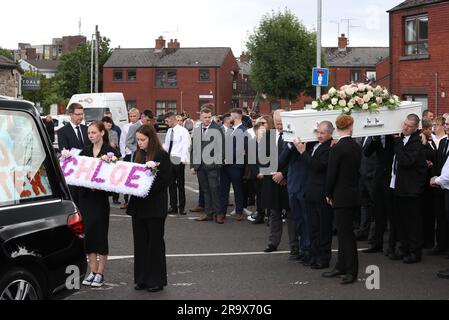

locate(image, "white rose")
[[362, 103, 369, 110], [345, 87, 354, 96], [331, 98, 338, 105], [348, 102, 354, 109], [383, 89, 389, 95], [339, 100, 347, 107], [363, 95, 370, 102], [312, 101, 319, 108], [343, 107, 350, 113], [376, 97, 383, 104], [358, 84, 365, 92], [367, 91, 374, 99], [329, 87, 337, 96], [376, 85, 382, 91], [389, 98, 395, 104], [328, 105, 334, 110], [339, 91, 347, 99]]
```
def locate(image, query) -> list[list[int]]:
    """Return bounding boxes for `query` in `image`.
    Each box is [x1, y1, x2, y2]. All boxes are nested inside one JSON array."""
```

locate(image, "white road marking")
[[110, 214, 131, 218], [108, 248, 368, 261]]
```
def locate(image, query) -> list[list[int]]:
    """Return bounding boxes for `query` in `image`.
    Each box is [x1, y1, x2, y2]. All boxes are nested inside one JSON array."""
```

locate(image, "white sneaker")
[[230, 210, 236, 216], [247, 215, 256, 222], [90, 273, 104, 287], [82, 272, 96, 286], [243, 208, 253, 216]]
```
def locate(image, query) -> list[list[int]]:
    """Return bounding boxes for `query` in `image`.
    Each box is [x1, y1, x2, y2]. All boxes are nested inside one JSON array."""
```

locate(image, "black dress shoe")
[[311, 263, 329, 270], [263, 245, 277, 253], [178, 208, 186, 215], [322, 269, 345, 278], [362, 246, 383, 253], [340, 275, 356, 285], [302, 256, 314, 266], [168, 207, 177, 214], [437, 268, 449, 279], [134, 284, 146, 290], [147, 286, 164, 292], [426, 247, 446, 255]]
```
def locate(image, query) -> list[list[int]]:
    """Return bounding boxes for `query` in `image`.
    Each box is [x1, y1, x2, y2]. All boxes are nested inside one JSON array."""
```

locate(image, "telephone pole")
[[316, 0, 322, 99]]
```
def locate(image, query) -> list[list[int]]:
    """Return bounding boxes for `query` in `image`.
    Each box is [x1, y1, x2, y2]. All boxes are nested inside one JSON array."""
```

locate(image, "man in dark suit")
[[219, 108, 247, 222], [323, 115, 361, 285], [57, 103, 90, 206], [390, 114, 427, 264], [191, 105, 224, 223], [292, 121, 334, 269]]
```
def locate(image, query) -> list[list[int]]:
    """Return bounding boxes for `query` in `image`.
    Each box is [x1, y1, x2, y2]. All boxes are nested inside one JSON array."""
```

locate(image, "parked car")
[[0, 99, 86, 300], [154, 114, 168, 132]]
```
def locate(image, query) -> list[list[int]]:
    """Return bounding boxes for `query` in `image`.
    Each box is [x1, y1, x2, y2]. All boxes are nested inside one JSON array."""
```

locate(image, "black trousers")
[[306, 201, 333, 265], [334, 207, 359, 277], [132, 217, 167, 288], [197, 167, 221, 217], [371, 176, 393, 248], [434, 191, 449, 250], [421, 186, 435, 248], [169, 163, 186, 209], [395, 196, 423, 257]]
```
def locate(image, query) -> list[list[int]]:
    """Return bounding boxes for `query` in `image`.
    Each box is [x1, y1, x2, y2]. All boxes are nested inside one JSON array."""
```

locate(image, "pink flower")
[[61, 149, 72, 159], [107, 152, 115, 158], [321, 94, 330, 101]]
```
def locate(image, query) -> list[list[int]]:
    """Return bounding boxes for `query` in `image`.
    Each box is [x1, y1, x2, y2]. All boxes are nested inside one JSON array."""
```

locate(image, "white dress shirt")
[[390, 135, 411, 189], [436, 157, 449, 190], [163, 124, 191, 163], [70, 121, 84, 144]]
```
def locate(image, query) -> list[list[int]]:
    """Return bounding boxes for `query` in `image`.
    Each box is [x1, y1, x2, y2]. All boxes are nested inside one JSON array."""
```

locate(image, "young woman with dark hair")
[[127, 124, 171, 292], [79, 121, 120, 287]]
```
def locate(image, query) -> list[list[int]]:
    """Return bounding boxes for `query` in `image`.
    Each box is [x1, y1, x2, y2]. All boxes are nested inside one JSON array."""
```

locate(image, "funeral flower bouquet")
[[61, 149, 72, 159], [146, 161, 160, 177], [100, 152, 118, 163], [312, 83, 400, 115]]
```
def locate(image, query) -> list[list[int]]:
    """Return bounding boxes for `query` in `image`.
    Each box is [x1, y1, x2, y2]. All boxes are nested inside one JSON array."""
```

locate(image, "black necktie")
[[75, 126, 83, 145], [202, 127, 207, 134], [168, 128, 174, 155]]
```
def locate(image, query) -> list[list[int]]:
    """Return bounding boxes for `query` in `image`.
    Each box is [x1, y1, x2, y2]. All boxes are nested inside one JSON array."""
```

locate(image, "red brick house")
[[388, 0, 449, 115], [103, 37, 239, 118]]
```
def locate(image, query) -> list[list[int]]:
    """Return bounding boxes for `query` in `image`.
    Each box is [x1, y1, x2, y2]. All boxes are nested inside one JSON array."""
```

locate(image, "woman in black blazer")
[[79, 121, 121, 288], [323, 115, 361, 285], [127, 124, 171, 292]]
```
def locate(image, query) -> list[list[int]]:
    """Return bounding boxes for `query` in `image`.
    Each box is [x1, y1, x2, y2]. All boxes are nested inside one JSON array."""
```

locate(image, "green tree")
[[0, 47, 14, 61], [246, 9, 318, 107], [55, 37, 112, 99]]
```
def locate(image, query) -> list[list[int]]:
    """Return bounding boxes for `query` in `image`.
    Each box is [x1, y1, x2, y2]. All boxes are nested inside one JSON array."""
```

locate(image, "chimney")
[[167, 39, 180, 49], [155, 36, 166, 50], [240, 51, 249, 63], [338, 33, 348, 51]]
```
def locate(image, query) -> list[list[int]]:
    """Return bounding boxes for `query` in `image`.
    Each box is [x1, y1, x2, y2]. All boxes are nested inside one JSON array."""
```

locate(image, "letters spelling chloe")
[[60, 154, 154, 198]]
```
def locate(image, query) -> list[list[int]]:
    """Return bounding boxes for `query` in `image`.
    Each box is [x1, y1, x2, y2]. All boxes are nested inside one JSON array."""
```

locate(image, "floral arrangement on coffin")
[[100, 152, 119, 163], [146, 161, 160, 177], [311, 83, 401, 115]]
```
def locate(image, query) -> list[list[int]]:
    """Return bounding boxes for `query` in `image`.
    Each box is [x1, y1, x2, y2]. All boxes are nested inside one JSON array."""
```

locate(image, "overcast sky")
[[1, 0, 401, 54]]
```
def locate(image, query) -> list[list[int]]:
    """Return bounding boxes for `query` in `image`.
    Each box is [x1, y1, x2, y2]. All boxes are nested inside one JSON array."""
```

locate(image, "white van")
[[67, 92, 129, 128]]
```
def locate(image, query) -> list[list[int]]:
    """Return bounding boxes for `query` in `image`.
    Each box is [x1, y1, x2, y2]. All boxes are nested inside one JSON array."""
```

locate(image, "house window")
[[126, 100, 137, 110], [156, 101, 177, 116], [350, 70, 361, 82], [366, 71, 376, 82], [155, 70, 177, 88], [113, 70, 123, 81], [405, 15, 428, 55], [199, 69, 210, 81], [127, 70, 137, 81]]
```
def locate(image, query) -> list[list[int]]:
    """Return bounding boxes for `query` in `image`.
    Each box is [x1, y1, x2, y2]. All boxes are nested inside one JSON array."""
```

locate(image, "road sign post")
[[312, 67, 329, 88]]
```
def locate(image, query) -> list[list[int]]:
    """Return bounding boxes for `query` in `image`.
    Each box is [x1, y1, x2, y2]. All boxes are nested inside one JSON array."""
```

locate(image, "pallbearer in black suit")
[[390, 114, 427, 264], [79, 121, 121, 288], [323, 115, 361, 285], [57, 103, 90, 205], [293, 121, 334, 269], [127, 125, 171, 293]]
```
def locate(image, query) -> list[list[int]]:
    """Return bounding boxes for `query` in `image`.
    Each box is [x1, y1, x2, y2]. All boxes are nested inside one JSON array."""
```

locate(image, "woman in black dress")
[[79, 121, 120, 287], [127, 124, 170, 292]]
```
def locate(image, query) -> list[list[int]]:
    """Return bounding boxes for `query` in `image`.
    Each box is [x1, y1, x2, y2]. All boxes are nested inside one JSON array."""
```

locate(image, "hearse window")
[[0, 110, 55, 207]]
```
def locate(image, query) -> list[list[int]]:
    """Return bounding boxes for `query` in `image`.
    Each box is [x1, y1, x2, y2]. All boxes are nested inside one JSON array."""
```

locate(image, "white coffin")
[[280, 101, 423, 142]]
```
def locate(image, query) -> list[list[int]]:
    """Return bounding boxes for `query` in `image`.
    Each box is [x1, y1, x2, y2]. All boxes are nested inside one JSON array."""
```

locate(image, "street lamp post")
[[317, 0, 322, 100]]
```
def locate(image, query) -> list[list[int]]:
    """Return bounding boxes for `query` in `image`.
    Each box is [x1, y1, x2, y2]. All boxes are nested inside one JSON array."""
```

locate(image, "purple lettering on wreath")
[[91, 160, 106, 183], [125, 166, 146, 189], [61, 157, 78, 177]]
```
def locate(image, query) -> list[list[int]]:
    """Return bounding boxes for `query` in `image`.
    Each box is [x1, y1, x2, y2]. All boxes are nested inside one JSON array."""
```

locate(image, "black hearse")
[[0, 99, 86, 300]]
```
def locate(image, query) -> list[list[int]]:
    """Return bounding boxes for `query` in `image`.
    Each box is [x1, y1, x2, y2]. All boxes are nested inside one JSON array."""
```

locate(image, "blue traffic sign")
[[312, 67, 329, 87]]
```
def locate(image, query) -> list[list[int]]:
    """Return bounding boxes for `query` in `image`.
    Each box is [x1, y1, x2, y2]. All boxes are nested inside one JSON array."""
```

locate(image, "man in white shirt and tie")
[[163, 112, 191, 215]]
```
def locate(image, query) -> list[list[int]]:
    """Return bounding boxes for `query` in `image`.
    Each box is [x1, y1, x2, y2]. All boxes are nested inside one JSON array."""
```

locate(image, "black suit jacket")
[[392, 130, 427, 197], [434, 137, 449, 177], [364, 135, 395, 181], [190, 121, 224, 171], [58, 123, 90, 151], [303, 140, 332, 203], [325, 137, 362, 208], [127, 150, 171, 219]]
